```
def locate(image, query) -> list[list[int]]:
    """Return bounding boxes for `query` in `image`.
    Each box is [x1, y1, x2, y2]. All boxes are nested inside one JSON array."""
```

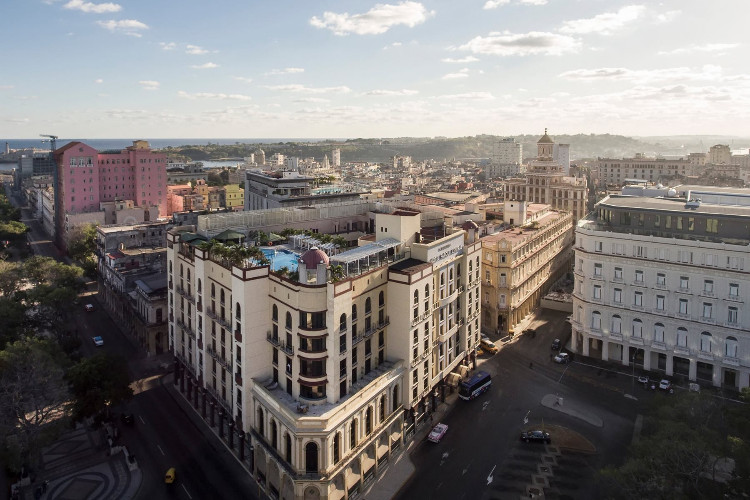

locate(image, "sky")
[[2, 0, 750, 139]]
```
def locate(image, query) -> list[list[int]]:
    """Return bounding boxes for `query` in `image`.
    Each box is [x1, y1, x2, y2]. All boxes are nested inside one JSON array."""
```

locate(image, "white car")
[[554, 352, 570, 364], [92, 336, 104, 347], [659, 379, 672, 391], [85, 303, 95, 312]]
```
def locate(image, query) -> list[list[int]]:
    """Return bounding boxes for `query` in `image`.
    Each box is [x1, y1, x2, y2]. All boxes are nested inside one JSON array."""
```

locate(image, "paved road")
[[8, 185, 260, 499], [396, 310, 638, 500]]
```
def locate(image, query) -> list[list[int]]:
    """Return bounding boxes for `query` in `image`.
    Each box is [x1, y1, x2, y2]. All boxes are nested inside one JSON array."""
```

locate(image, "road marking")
[[462, 466, 470, 475], [624, 394, 638, 400], [182, 484, 193, 499], [487, 464, 496, 485], [157, 445, 165, 456], [139, 415, 145, 425], [482, 401, 490, 411]]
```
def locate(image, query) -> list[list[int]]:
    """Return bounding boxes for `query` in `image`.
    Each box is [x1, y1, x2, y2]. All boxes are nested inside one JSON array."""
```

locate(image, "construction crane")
[[40, 134, 58, 152]]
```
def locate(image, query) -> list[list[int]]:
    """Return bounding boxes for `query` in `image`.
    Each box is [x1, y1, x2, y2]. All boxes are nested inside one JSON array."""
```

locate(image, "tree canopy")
[[66, 353, 133, 422]]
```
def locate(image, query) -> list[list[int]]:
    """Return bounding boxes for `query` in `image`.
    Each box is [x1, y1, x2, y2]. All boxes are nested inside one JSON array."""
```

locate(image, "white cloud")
[[460, 31, 580, 56], [190, 62, 219, 69], [63, 0, 121, 14], [365, 89, 419, 96], [96, 19, 148, 37], [0, 85, 14, 90], [442, 68, 470, 79], [234, 76, 254, 84], [560, 5, 645, 35], [310, 1, 434, 36], [94, 78, 103, 84], [5, 118, 30, 123], [292, 97, 331, 103], [658, 43, 739, 56], [655, 10, 680, 24], [186, 44, 209, 55], [177, 91, 252, 101], [160, 42, 177, 50], [264, 67, 305, 76], [558, 65, 748, 84], [383, 42, 402, 49], [264, 84, 351, 94], [442, 56, 479, 63], [521, 0, 548, 4], [483, 0, 509, 9], [138, 80, 160, 90], [435, 92, 495, 100]]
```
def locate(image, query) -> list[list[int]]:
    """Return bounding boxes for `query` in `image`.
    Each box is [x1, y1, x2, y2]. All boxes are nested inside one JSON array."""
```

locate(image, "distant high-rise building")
[[553, 143, 570, 175], [332, 148, 341, 167], [492, 137, 522, 166], [709, 144, 732, 164], [256, 148, 266, 166]]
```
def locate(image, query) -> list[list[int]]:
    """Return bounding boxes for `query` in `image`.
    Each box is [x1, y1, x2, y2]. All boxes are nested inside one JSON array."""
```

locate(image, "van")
[[480, 339, 498, 354], [165, 468, 176, 484]]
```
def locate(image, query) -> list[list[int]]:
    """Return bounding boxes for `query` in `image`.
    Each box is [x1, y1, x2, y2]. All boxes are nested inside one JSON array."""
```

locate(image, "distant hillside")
[[160, 134, 750, 164]]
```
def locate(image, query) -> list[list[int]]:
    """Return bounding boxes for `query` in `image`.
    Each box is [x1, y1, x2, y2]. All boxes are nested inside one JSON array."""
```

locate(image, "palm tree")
[[332, 236, 348, 249], [330, 265, 345, 282]]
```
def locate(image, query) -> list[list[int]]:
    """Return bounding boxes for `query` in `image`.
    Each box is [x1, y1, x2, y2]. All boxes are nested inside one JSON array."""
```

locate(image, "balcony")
[[674, 346, 690, 356], [206, 307, 231, 330], [608, 332, 623, 342], [723, 356, 740, 367], [266, 332, 294, 356], [176, 318, 196, 340], [651, 341, 666, 351], [363, 317, 390, 339], [206, 346, 232, 371], [629, 336, 644, 346], [175, 285, 195, 304], [697, 351, 714, 362]]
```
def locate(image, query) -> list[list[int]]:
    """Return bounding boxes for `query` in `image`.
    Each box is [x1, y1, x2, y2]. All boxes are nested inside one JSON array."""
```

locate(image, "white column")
[[582, 334, 590, 356], [601, 341, 609, 362]]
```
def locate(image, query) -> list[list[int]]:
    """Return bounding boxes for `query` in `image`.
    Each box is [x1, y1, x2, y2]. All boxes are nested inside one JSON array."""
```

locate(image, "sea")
[[2, 138, 339, 151]]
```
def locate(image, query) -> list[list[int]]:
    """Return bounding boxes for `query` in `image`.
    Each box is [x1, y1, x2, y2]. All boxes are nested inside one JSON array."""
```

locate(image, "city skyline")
[[3, 0, 749, 138]]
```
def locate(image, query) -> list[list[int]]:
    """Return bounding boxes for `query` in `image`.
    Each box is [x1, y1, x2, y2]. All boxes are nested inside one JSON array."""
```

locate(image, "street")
[[396, 310, 639, 500], [8, 183, 260, 500]]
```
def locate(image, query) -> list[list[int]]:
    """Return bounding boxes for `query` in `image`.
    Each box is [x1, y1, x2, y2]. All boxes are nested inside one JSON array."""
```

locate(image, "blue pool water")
[[261, 248, 300, 272]]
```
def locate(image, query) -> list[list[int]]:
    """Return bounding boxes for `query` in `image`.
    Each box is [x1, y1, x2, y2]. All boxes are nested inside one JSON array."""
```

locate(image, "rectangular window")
[[656, 295, 665, 310], [704, 280, 713, 294], [614, 267, 623, 280], [665, 215, 672, 229], [654, 215, 660, 227], [706, 218, 718, 233], [688, 217, 695, 231], [593, 285, 602, 299], [634, 292, 643, 307], [613, 288, 622, 303], [595, 241, 602, 252], [680, 276, 689, 290], [485, 270, 490, 282], [729, 283, 739, 297], [679, 299, 688, 315], [635, 245, 646, 258], [635, 270, 644, 283], [728, 307, 738, 324], [677, 217, 683, 230], [656, 273, 666, 286], [703, 303, 713, 319], [594, 263, 602, 276]]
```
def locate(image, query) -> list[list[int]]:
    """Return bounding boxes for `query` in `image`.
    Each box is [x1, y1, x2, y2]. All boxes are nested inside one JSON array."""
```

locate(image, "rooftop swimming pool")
[[261, 248, 300, 272]]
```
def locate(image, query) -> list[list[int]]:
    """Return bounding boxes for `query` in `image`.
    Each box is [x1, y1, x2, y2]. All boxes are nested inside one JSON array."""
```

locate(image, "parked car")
[[480, 339, 498, 354], [637, 375, 649, 385], [85, 303, 95, 312], [520, 430, 551, 444], [659, 379, 673, 392], [554, 352, 570, 364], [480, 333, 491, 343], [165, 467, 176, 484], [92, 336, 104, 347], [551, 339, 561, 350], [428, 423, 449, 443]]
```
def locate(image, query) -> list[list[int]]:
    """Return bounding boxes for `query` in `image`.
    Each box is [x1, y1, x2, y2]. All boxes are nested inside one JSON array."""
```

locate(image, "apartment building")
[[166, 205, 481, 499], [244, 170, 362, 211], [504, 130, 588, 221], [571, 187, 750, 390], [596, 155, 696, 186], [481, 201, 574, 335]]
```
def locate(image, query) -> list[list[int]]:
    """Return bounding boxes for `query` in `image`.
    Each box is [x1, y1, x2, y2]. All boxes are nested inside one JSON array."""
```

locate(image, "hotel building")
[[571, 186, 750, 390], [167, 203, 481, 499]]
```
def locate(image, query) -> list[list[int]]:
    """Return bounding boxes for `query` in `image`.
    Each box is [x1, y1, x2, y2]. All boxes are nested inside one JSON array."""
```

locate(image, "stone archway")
[[303, 485, 321, 500], [267, 462, 281, 498], [280, 474, 295, 500]]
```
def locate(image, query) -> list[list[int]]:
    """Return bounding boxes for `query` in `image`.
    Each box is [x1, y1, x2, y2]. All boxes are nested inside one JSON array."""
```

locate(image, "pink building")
[[54, 140, 167, 248]]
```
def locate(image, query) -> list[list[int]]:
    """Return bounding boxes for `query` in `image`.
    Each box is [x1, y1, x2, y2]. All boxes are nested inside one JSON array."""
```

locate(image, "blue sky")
[[2, 0, 749, 138]]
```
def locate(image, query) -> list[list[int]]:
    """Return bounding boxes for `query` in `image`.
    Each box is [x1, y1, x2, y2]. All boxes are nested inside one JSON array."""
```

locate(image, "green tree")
[[67, 353, 133, 422], [66, 223, 98, 265], [0, 338, 71, 470], [207, 171, 223, 186]]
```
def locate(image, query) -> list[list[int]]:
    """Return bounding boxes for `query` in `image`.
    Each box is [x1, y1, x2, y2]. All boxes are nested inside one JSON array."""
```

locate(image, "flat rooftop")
[[598, 195, 750, 217], [388, 258, 432, 274]]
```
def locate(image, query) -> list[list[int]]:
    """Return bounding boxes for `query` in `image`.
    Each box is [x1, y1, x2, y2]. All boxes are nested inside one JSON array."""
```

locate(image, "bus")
[[458, 371, 491, 400]]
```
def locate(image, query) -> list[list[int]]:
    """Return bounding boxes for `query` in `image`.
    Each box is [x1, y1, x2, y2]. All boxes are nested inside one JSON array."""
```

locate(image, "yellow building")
[[223, 184, 245, 210]]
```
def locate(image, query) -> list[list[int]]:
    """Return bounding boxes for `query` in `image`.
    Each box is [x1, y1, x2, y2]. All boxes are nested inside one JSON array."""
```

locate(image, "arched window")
[[392, 386, 399, 413], [333, 432, 341, 464], [413, 289, 419, 305], [365, 297, 371, 314], [272, 304, 278, 322], [352, 304, 358, 321], [425, 284, 430, 297], [211, 283, 216, 298], [379, 396, 385, 421], [726, 336, 738, 357], [632, 319, 643, 338], [339, 313, 347, 332], [197, 278, 202, 295], [591, 311, 601, 330], [611, 315, 622, 334], [220, 289, 225, 304], [365, 407, 373, 435], [654, 323, 665, 343], [235, 303, 241, 320], [700, 332, 712, 353], [187, 269, 191, 282], [379, 291, 384, 307], [350, 420, 358, 448], [305, 442, 318, 473], [256, 408, 264, 435], [271, 420, 278, 449], [286, 312, 292, 330], [677, 327, 688, 347], [285, 432, 292, 463]]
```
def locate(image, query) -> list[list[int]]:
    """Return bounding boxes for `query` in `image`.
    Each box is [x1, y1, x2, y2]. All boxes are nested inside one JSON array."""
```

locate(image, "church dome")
[[299, 247, 329, 269], [462, 220, 479, 230], [537, 128, 554, 144]]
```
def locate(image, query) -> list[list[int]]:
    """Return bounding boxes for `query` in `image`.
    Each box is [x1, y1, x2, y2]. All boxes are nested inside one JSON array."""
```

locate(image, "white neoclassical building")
[[571, 186, 750, 390]]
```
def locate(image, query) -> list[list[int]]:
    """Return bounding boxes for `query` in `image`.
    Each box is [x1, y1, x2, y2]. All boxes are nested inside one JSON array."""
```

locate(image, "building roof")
[[599, 195, 750, 217], [299, 247, 329, 269], [537, 128, 554, 144], [330, 238, 401, 264], [388, 258, 432, 274]]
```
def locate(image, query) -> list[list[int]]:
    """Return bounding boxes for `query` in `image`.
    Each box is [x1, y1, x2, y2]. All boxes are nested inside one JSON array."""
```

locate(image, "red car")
[[428, 423, 448, 443]]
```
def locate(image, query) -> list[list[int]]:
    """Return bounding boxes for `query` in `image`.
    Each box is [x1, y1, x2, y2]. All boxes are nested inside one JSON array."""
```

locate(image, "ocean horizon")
[[2, 138, 348, 151]]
